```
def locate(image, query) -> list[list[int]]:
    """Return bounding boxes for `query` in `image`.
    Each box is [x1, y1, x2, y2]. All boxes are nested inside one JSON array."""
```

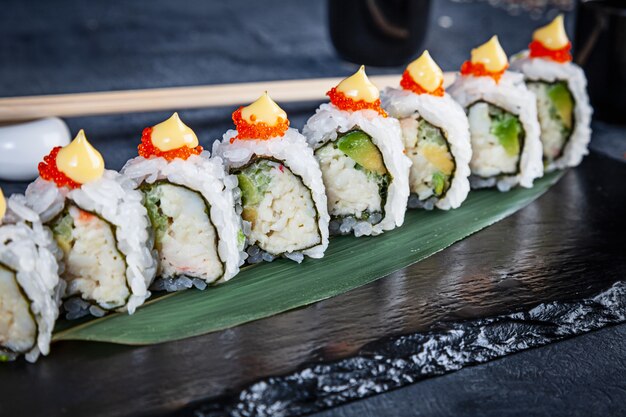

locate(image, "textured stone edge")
[[189, 280, 626, 417]]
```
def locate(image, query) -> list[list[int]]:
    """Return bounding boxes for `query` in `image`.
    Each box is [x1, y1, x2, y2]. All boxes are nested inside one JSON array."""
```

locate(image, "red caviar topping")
[[400, 70, 445, 97], [138, 127, 203, 161], [460, 61, 508, 83], [38, 147, 81, 189], [231, 107, 289, 141], [327, 87, 387, 116], [529, 40, 572, 63]]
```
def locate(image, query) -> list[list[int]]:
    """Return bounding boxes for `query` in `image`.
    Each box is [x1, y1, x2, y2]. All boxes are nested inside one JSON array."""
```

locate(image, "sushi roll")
[[212, 93, 329, 263], [17, 130, 157, 317], [510, 15, 592, 171], [303, 66, 411, 235], [122, 113, 245, 291], [382, 51, 472, 210], [0, 188, 64, 362], [448, 36, 543, 191]]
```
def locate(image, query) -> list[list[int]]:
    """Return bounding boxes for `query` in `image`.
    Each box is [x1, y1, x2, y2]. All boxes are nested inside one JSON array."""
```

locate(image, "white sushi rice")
[[122, 152, 245, 283], [147, 184, 224, 282], [13, 170, 158, 314], [241, 161, 321, 256], [510, 52, 592, 171], [303, 104, 411, 235], [212, 128, 330, 260], [63, 205, 129, 308], [382, 88, 472, 210], [0, 202, 64, 362], [448, 72, 544, 191], [315, 145, 384, 216]]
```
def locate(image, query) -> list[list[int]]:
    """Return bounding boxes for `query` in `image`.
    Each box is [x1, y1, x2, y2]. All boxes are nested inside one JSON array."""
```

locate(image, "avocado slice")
[[236, 160, 274, 208], [237, 173, 263, 206], [141, 184, 169, 241], [241, 207, 258, 224], [490, 112, 522, 157], [336, 130, 387, 175], [418, 120, 447, 147], [431, 172, 446, 197], [50, 211, 74, 254], [547, 82, 574, 130]]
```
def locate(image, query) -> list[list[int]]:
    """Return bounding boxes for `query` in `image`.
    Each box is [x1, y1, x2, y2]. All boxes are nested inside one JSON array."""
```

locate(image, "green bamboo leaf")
[[52, 171, 563, 345]]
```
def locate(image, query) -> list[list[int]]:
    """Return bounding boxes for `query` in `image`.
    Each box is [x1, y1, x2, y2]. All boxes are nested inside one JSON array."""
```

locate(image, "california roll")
[[448, 36, 543, 191], [510, 15, 592, 171], [19, 130, 157, 317], [122, 113, 245, 291], [303, 66, 411, 235], [0, 188, 64, 362], [382, 51, 471, 210], [213, 93, 329, 263]]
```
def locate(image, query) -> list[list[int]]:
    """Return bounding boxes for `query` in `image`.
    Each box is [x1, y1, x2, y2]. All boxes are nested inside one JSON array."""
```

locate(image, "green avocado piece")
[[418, 120, 447, 147], [237, 160, 274, 207], [490, 112, 523, 157], [337, 130, 387, 175], [50, 211, 74, 254], [141, 184, 169, 242], [237, 173, 263, 206], [431, 171, 446, 197], [548, 82, 574, 130]]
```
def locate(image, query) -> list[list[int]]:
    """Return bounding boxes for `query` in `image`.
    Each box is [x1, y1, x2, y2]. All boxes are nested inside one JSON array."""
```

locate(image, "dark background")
[[0, 0, 583, 194], [1, 1, 626, 417]]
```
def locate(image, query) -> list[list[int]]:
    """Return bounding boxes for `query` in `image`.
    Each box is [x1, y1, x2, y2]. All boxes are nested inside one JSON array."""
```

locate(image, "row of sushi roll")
[[1, 16, 592, 362]]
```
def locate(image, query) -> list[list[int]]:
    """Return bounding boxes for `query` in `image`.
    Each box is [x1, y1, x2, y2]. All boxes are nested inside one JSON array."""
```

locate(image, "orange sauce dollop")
[[327, 87, 387, 116], [138, 127, 203, 161], [400, 71, 444, 97], [232, 107, 289, 141]]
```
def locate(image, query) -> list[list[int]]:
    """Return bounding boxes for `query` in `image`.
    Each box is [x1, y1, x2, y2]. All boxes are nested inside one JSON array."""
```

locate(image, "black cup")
[[328, 0, 431, 67], [575, 0, 626, 124]]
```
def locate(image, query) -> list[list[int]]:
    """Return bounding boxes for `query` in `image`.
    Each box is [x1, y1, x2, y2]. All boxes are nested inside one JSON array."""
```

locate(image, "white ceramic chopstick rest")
[[0, 117, 70, 181]]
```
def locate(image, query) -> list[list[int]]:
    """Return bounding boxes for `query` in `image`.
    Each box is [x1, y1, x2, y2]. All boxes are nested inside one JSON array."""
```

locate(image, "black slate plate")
[[0, 152, 624, 417]]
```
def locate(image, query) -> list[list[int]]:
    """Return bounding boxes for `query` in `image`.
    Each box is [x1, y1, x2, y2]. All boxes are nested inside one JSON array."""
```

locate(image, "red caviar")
[[400, 70, 445, 97], [138, 127, 203, 161], [529, 40, 572, 63], [460, 61, 508, 83], [327, 87, 387, 116], [38, 147, 81, 189], [231, 107, 289, 141]]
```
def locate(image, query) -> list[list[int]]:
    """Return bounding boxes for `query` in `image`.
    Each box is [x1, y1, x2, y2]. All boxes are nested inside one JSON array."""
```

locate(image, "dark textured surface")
[[184, 281, 626, 417], [312, 323, 626, 417], [1, 1, 625, 417], [1, 154, 625, 417]]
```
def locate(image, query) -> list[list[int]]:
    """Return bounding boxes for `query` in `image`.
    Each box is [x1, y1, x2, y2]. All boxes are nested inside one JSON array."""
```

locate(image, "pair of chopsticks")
[[0, 73, 456, 123]]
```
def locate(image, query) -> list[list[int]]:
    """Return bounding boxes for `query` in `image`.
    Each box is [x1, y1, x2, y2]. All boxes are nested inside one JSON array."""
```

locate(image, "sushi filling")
[[0, 264, 36, 356], [400, 116, 455, 203], [527, 81, 575, 165], [467, 102, 525, 178], [315, 130, 390, 225], [50, 205, 129, 310], [142, 182, 224, 284], [235, 158, 321, 257]]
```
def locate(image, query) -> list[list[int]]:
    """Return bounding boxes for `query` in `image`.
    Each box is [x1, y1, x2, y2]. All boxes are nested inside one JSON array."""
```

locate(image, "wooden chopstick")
[[0, 73, 456, 123]]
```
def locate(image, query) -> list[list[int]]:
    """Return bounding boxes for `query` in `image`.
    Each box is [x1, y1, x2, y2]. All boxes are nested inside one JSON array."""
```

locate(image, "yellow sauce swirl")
[[151, 112, 199, 152], [406, 50, 444, 93], [241, 92, 287, 126], [533, 15, 569, 50], [56, 130, 105, 185], [471, 36, 508, 72], [0, 188, 6, 222], [336, 65, 380, 102]]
